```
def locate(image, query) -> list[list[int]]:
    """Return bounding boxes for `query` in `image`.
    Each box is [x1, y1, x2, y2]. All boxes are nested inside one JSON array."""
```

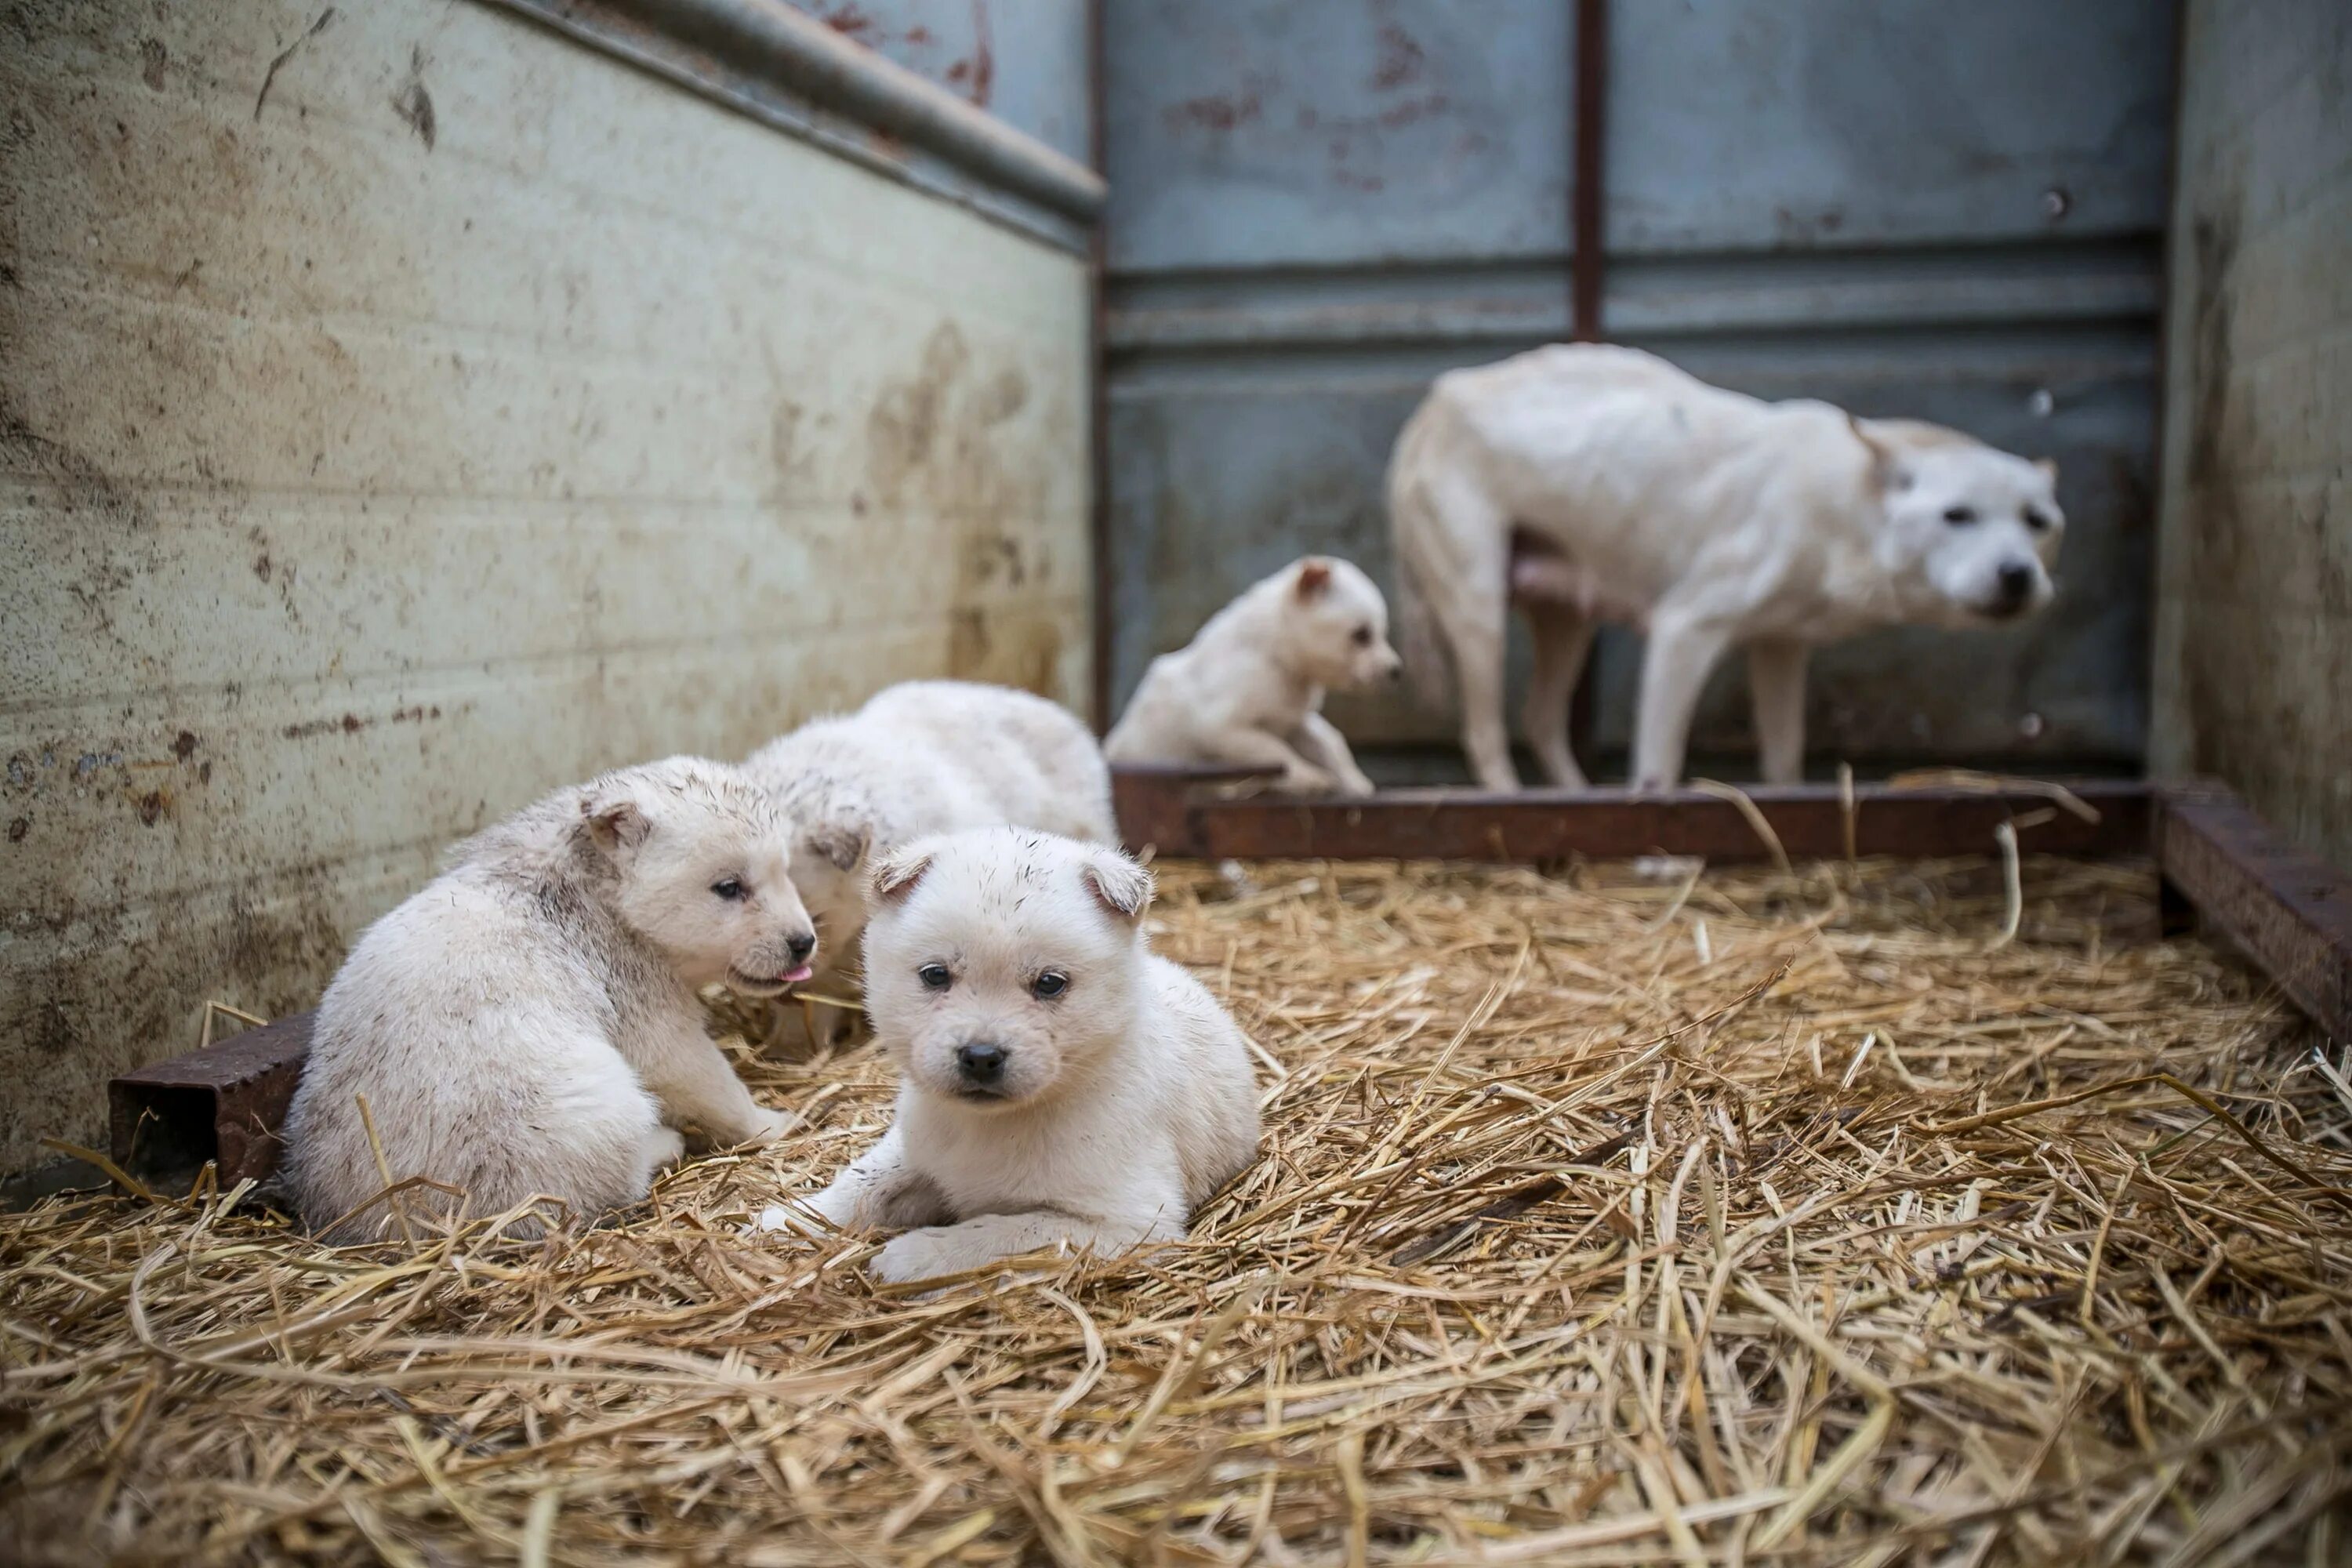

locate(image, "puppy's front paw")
[[752, 1203, 822, 1238], [736, 1108, 797, 1148], [1279, 764, 1338, 797], [873, 1225, 991, 1284], [646, 1126, 688, 1171], [1336, 768, 1377, 798]]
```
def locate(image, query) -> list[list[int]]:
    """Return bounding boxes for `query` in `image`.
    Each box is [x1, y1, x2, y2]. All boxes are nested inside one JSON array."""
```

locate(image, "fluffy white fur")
[[281, 757, 815, 1240], [739, 681, 1116, 1041], [760, 828, 1260, 1283], [1104, 556, 1404, 796], [1389, 344, 2066, 791]]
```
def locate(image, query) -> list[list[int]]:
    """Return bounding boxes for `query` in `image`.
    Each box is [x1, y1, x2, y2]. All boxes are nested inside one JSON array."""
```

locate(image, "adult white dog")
[[1388, 344, 2063, 790], [760, 827, 1259, 1283]]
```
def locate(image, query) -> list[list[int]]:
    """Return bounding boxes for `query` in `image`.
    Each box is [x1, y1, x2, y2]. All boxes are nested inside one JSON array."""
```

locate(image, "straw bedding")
[[5, 853, 2351, 1565]]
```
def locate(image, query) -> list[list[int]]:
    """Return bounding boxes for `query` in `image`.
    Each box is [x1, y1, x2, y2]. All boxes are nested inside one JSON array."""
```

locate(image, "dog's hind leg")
[[1411, 481, 1518, 789], [1746, 638, 1809, 786], [1632, 607, 1737, 790], [1522, 604, 1595, 789]]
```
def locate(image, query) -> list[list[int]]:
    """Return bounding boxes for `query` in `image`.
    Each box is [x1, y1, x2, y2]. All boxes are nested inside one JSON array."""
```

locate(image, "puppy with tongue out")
[[764, 826, 1260, 1283]]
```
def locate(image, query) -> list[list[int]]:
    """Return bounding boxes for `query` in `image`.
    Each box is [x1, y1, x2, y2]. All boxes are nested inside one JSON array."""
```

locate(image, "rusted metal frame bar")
[[1570, 0, 1609, 346], [1112, 772, 2153, 864], [1087, 0, 1115, 734], [1564, 0, 1609, 760], [109, 1010, 313, 1189], [100, 777, 2352, 1192]]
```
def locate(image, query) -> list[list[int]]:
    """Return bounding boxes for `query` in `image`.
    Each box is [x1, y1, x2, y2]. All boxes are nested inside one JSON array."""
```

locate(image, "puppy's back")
[[860, 680, 1115, 842], [281, 852, 655, 1239]]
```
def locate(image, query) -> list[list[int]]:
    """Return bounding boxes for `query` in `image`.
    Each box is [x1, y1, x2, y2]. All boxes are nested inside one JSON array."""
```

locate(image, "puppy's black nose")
[[955, 1042, 1007, 1084], [786, 931, 817, 963], [1386, 659, 1406, 682], [1992, 561, 2035, 613]]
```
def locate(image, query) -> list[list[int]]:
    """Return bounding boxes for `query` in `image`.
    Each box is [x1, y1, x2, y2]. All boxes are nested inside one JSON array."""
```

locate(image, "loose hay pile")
[[7, 855, 2352, 1565]]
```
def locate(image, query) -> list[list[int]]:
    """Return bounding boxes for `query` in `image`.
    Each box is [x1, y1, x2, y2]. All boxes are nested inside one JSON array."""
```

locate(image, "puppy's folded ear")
[[1294, 558, 1334, 601], [2033, 456, 2060, 482], [579, 789, 651, 856], [808, 822, 872, 873], [867, 844, 935, 904], [1081, 848, 1154, 924]]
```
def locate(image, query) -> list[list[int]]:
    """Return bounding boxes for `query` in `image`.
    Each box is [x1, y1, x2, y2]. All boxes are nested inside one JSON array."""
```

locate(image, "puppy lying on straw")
[[282, 757, 815, 1240], [742, 680, 1116, 1044], [760, 827, 1259, 1283], [1105, 556, 1403, 796]]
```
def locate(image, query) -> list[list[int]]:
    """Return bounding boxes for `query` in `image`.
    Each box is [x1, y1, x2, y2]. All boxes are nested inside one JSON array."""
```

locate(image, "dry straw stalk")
[[5, 854, 2350, 1564]]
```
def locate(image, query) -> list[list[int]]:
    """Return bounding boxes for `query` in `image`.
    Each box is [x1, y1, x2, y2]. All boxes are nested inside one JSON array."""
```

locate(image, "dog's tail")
[[1385, 397, 1456, 717]]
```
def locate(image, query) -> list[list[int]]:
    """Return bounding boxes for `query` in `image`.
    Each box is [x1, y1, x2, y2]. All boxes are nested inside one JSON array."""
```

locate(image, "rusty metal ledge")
[[1113, 770, 2153, 864], [492, 0, 1105, 252]]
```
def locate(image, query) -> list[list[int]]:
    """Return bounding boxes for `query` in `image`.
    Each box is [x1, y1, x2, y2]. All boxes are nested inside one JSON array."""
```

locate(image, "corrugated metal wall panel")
[[0, 0, 1090, 1170], [1103, 0, 2174, 777]]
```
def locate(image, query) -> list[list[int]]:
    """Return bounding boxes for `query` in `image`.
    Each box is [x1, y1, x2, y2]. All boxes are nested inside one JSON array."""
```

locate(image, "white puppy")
[[281, 757, 814, 1240], [760, 827, 1259, 1283], [1105, 556, 1404, 796], [741, 681, 1115, 1040], [1389, 343, 2065, 791]]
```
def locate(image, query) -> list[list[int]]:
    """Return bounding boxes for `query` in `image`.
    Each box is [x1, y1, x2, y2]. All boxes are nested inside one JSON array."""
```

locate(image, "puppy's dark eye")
[[917, 963, 953, 991], [710, 877, 746, 901], [2024, 508, 2054, 532], [1350, 626, 1374, 647], [1031, 970, 1069, 1000], [1943, 506, 1978, 526]]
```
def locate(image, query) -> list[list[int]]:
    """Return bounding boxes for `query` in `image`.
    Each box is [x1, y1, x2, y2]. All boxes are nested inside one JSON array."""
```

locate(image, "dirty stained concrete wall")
[[2150, 0, 2352, 867], [0, 0, 1091, 1171]]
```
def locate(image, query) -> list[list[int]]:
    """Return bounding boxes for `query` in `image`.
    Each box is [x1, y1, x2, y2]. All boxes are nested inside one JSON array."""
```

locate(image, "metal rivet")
[[2020, 713, 2045, 739], [2042, 187, 2071, 220], [2028, 388, 2056, 418]]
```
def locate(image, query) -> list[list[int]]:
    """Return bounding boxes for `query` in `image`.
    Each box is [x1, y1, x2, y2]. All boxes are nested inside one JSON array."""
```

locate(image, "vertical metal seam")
[[1567, 0, 1610, 763], [1570, 0, 1608, 344], [1086, 0, 1113, 734], [2146, 0, 2190, 781]]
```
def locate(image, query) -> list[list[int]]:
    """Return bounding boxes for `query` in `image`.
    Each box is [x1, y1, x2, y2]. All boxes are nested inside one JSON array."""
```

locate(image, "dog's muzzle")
[[953, 1041, 1010, 1099], [728, 958, 815, 997], [1980, 562, 2041, 621]]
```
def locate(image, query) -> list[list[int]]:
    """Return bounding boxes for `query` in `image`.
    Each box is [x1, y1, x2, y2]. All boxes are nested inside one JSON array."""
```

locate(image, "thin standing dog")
[[1390, 344, 2063, 789]]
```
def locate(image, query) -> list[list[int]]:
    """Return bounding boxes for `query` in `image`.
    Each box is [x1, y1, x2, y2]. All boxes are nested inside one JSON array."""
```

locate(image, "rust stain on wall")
[[860, 321, 1065, 696]]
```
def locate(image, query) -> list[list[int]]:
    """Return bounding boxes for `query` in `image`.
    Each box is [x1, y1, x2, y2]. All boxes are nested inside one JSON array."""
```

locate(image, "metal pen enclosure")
[[1101, 0, 2176, 778]]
